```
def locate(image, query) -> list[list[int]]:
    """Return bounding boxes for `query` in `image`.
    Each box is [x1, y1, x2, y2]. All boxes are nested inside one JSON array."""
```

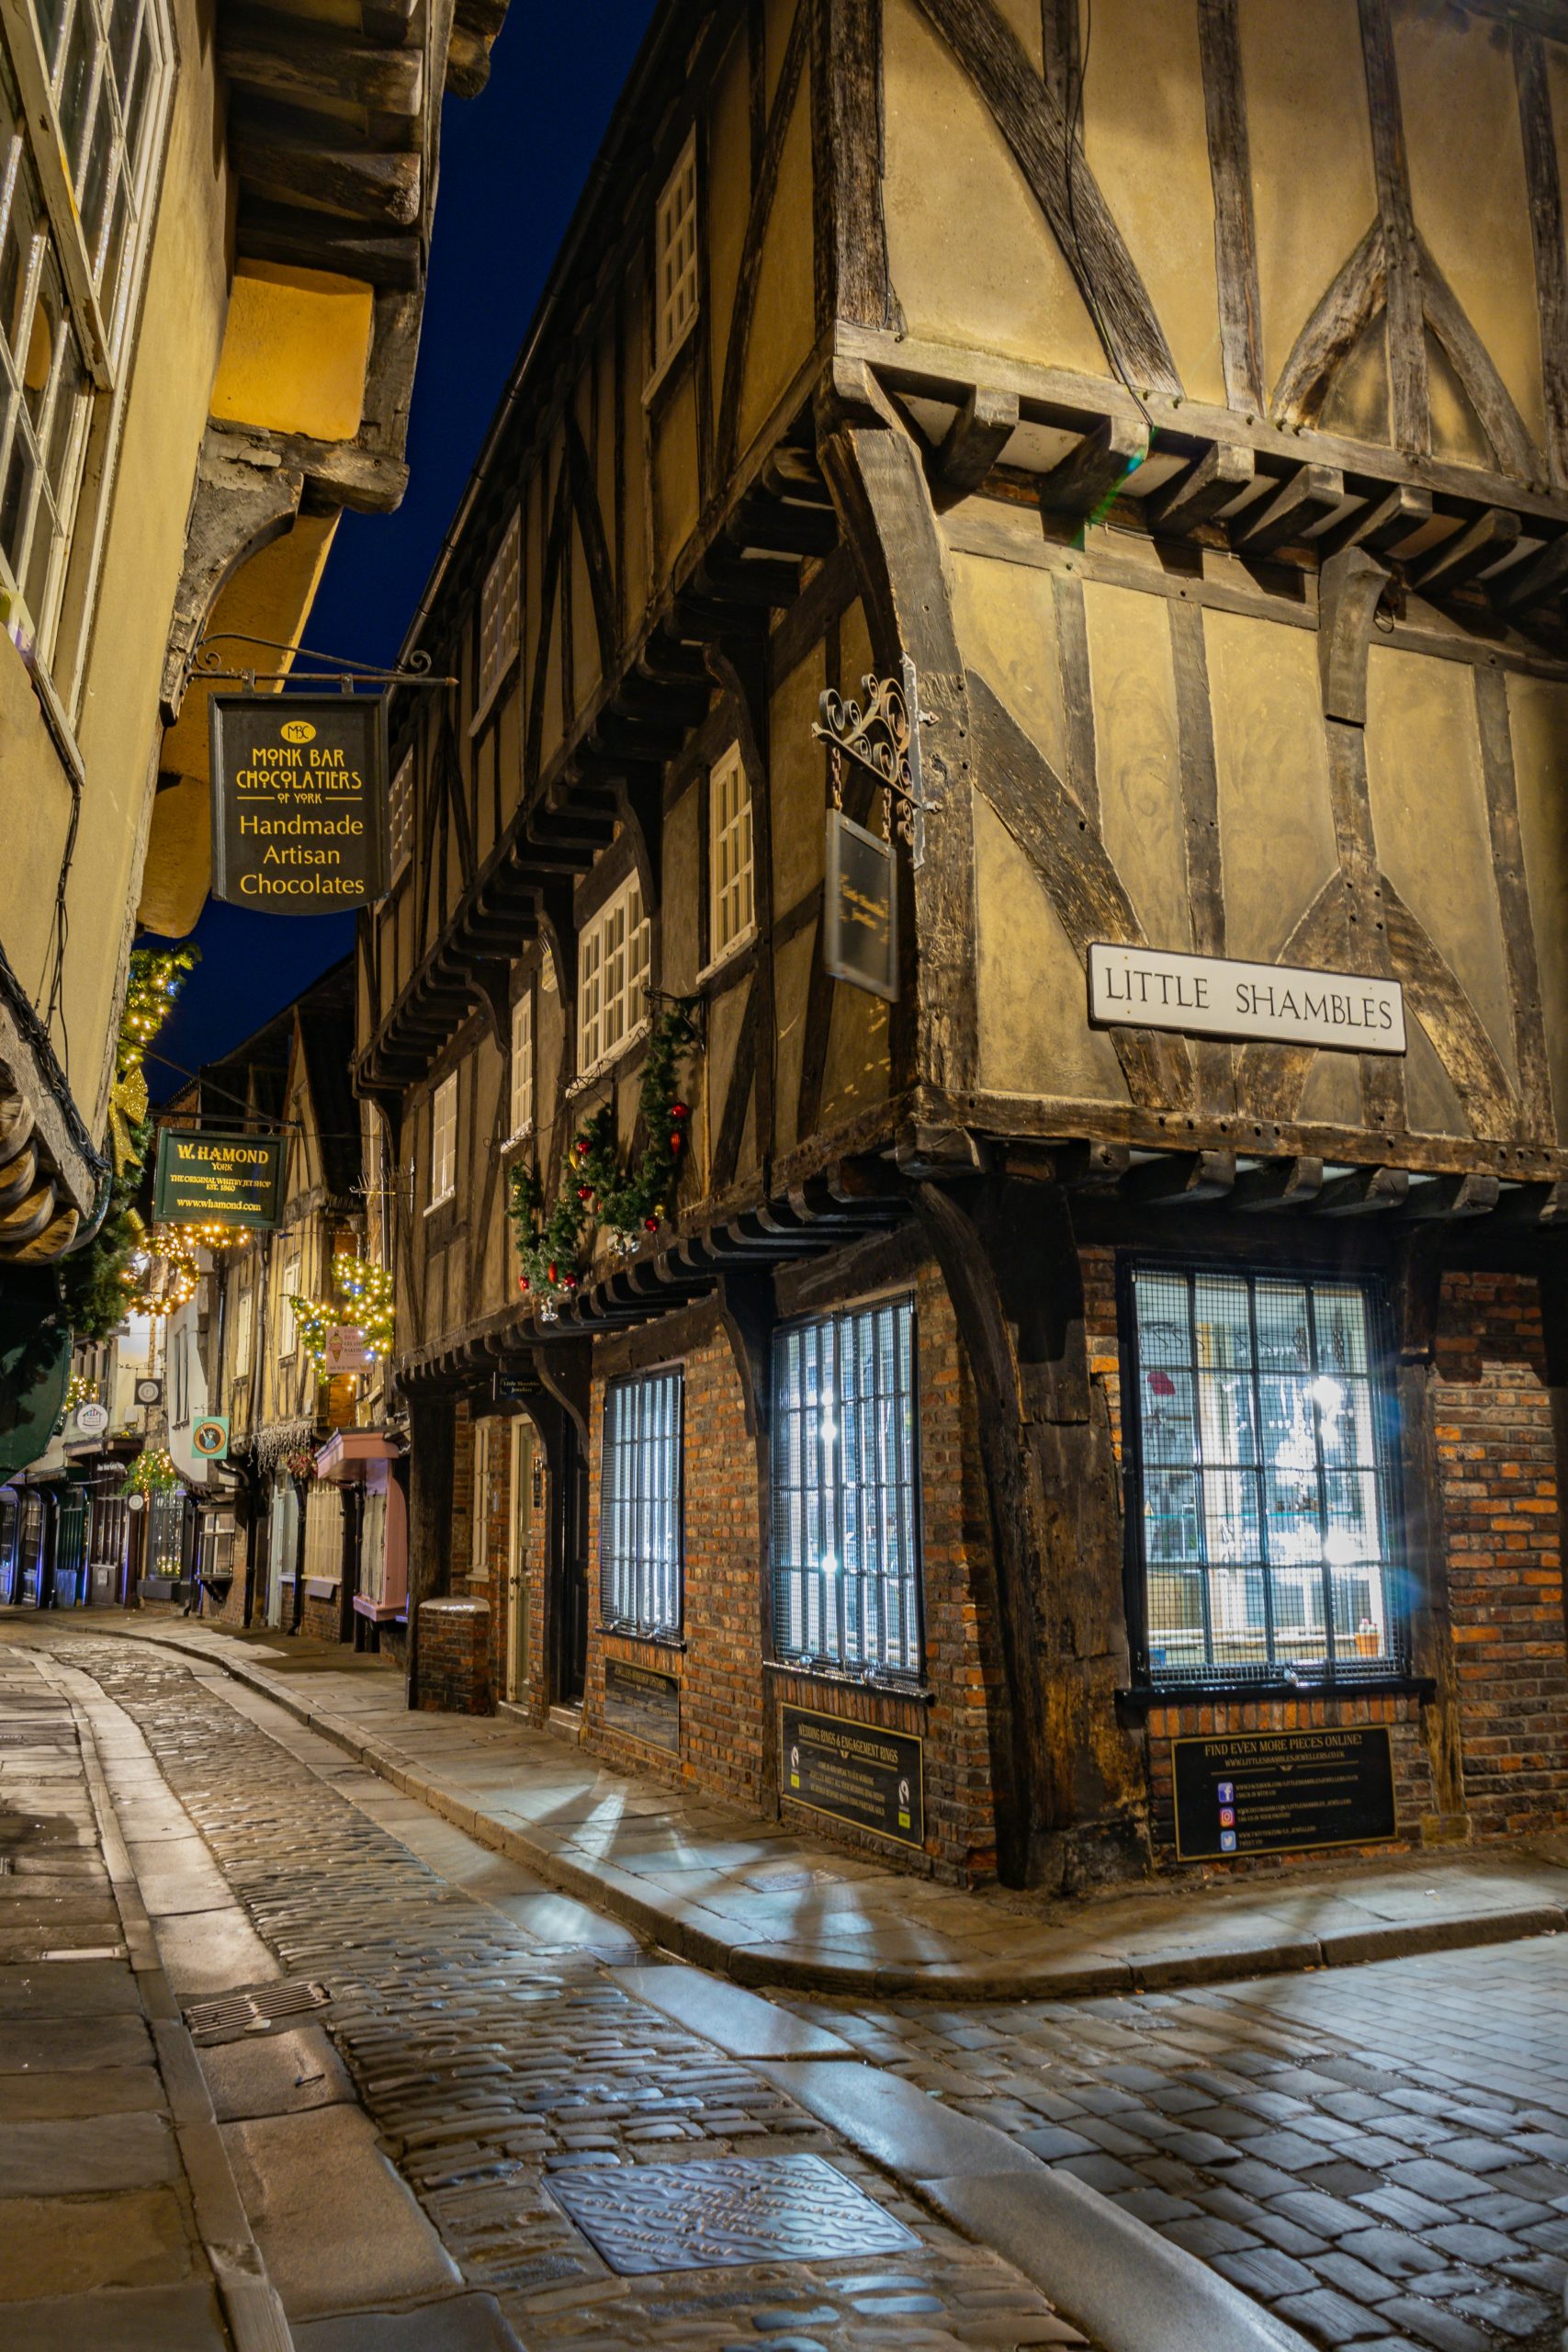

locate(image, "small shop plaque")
[[604, 1658, 681, 1755], [1172, 1726, 1396, 1861], [210, 693, 389, 911], [780, 1703, 923, 1848], [824, 809, 897, 1001]]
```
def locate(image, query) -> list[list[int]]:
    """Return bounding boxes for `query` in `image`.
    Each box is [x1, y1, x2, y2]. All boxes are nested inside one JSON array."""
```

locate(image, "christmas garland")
[[64, 1374, 99, 1411], [287, 1257, 395, 1368], [119, 1447, 179, 1498], [507, 1003, 698, 1317], [63, 946, 197, 1343], [128, 1227, 200, 1319]]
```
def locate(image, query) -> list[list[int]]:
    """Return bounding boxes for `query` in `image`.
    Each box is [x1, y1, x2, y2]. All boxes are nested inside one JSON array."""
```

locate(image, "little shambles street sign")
[[209, 695, 388, 911], [1089, 943, 1405, 1055], [153, 1130, 284, 1229]]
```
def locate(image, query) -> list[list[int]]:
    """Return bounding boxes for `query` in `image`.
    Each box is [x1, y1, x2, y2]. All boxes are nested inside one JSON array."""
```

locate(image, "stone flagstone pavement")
[[80, 1611, 1568, 2002]]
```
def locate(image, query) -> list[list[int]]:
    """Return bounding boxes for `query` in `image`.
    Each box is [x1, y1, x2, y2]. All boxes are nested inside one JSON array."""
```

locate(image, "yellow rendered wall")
[[6, 0, 229, 1139], [209, 263, 375, 444]]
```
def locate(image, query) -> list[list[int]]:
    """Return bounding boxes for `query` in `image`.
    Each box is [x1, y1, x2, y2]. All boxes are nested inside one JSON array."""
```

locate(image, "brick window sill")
[[1115, 1672, 1436, 1722]]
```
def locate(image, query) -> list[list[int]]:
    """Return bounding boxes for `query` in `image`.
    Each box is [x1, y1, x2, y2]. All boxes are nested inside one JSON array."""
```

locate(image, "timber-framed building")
[[363, 0, 1568, 1886]]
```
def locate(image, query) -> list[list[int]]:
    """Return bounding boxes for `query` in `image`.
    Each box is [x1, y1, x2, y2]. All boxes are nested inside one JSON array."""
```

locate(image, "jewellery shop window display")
[[1122, 1261, 1406, 1692]]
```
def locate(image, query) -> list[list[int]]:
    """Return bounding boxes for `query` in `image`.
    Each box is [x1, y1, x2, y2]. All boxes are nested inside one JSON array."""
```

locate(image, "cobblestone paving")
[[783, 1941, 1568, 2352], [34, 1634, 1084, 2351]]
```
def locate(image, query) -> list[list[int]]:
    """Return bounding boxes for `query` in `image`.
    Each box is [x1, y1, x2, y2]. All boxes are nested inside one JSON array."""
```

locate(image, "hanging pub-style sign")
[[824, 809, 898, 1002], [153, 1129, 285, 1229], [812, 661, 927, 1004], [209, 694, 389, 911]]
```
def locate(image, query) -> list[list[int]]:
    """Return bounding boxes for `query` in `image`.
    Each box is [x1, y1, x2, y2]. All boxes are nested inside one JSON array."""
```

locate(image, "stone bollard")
[[415, 1597, 495, 1715]]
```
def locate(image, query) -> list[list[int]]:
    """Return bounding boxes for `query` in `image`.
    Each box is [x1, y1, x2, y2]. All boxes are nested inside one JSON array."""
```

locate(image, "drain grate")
[[547, 2154, 921, 2275], [185, 1980, 332, 2043]]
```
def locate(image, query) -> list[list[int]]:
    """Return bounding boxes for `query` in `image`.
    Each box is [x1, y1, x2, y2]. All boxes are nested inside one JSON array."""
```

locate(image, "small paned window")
[[577, 874, 649, 1079], [708, 743, 753, 966], [600, 1368, 682, 1635], [1126, 1264, 1402, 1687], [387, 752, 412, 882], [232, 1283, 253, 1379], [477, 510, 520, 713], [652, 130, 698, 379], [509, 989, 533, 1139], [0, 0, 173, 655], [772, 1297, 920, 1678], [278, 1248, 300, 1358], [429, 1073, 457, 1206]]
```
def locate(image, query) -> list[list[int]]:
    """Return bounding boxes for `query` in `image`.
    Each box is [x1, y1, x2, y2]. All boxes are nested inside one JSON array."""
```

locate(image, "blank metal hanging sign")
[[824, 808, 898, 1001], [209, 695, 389, 911]]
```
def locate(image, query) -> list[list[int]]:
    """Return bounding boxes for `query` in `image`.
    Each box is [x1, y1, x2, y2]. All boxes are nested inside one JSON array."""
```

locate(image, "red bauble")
[[669, 1133, 682, 1153], [644, 1216, 659, 1232], [547, 1261, 558, 1283], [671, 1102, 689, 1120], [577, 1185, 592, 1202], [564, 1274, 578, 1290], [519, 1276, 530, 1292]]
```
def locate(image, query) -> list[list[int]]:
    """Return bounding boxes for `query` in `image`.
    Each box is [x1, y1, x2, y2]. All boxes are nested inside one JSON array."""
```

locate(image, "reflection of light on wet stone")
[[546, 2153, 919, 2274]]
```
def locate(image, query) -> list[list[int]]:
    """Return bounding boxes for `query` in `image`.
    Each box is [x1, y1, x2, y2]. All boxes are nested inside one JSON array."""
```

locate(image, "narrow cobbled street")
[[782, 1946, 1568, 2349], [3, 1622, 1088, 2350], [6, 1617, 1566, 2351]]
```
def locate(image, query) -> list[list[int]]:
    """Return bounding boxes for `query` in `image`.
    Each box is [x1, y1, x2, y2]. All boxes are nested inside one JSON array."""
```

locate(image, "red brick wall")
[[416, 1597, 494, 1713], [1436, 1270, 1568, 1836], [1144, 1691, 1434, 1868], [577, 1259, 1004, 1883]]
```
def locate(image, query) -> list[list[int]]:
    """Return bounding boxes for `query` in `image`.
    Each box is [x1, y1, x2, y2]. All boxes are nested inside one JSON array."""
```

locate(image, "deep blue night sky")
[[143, 1, 659, 1102]]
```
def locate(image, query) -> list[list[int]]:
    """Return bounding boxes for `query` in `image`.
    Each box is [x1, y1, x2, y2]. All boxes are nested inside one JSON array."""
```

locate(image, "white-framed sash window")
[[476, 509, 520, 715], [577, 873, 649, 1080], [707, 742, 753, 967], [0, 0, 174, 658], [509, 988, 533, 1140], [428, 1072, 457, 1208], [650, 128, 697, 381]]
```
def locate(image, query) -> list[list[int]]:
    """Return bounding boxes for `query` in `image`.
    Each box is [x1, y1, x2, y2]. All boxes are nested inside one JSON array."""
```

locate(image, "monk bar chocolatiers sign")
[[153, 1129, 284, 1228], [1172, 1726, 1397, 1861], [1089, 943, 1406, 1055], [781, 1703, 924, 1848], [209, 695, 388, 911]]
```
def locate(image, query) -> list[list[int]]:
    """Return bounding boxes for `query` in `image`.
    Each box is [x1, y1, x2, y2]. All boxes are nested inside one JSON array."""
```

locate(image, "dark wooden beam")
[[1359, 0, 1428, 453], [220, 20, 423, 114], [1039, 414, 1148, 518], [1319, 480, 1433, 560], [1197, 0, 1264, 414], [1146, 442, 1255, 534], [1409, 507, 1521, 596], [1235, 463, 1344, 556], [1120, 1149, 1235, 1205], [1231, 1156, 1325, 1211], [1404, 1171, 1500, 1220], [1492, 528, 1568, 614], [236, 197, 422, 288], [934, 384, 1020, 501], [1314, 1165, 1409, 1216], [1515, 27, 1568, 487], [228, 120, 421, 226]]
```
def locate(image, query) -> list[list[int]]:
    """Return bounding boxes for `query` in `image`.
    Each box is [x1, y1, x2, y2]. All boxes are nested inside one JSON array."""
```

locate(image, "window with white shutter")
[[577, 875, 649, 1080], [651, 130, 697, 380], [707, 743, 754, 967], [476, 510, 520, 714], [509, 989, 533, 1139], [428, 1074, 457, 1207]]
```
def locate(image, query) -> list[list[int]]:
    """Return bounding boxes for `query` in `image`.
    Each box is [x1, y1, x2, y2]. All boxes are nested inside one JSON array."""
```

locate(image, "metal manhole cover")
[[547, 2154, 919, 2275], [185, 1980, 332, 2043]]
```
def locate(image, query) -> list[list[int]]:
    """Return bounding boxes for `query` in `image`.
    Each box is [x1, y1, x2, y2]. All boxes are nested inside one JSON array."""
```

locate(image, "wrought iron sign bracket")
[[811, 655, 929, 869], [189, 632, 457, 695]]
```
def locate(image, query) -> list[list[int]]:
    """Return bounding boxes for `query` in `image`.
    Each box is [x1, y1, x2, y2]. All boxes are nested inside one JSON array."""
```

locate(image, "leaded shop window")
[[772, 1297, 920, 1678], [599, 1368, 682, 1636], [508, 988, 533, 1139], [1126, 1264, 1403, 1686], [577, 872, 649, 1080]]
